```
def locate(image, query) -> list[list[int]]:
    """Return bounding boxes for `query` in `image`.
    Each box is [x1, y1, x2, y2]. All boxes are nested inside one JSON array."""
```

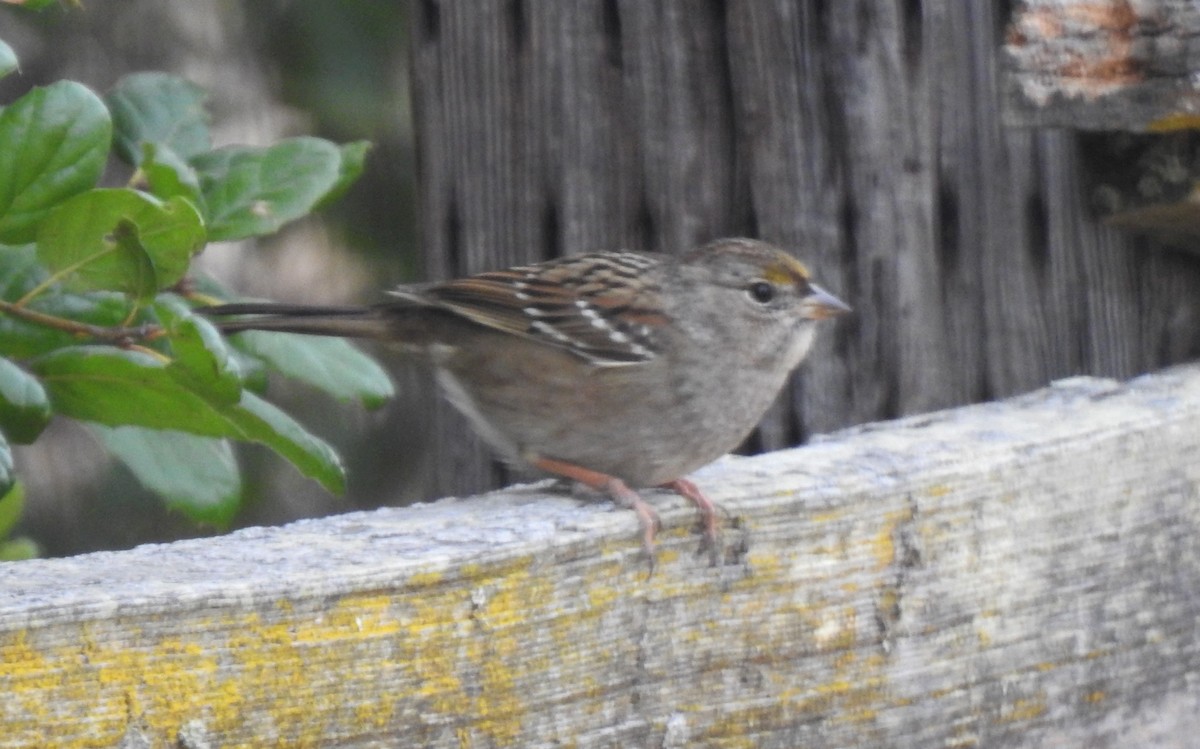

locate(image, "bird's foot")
[[660, 477, 723, 564]]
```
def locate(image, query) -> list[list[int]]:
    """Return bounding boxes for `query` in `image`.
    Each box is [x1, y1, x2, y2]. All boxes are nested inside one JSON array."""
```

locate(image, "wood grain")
[[410, 0, 1200, 500], [4, 364, 1200, 748]]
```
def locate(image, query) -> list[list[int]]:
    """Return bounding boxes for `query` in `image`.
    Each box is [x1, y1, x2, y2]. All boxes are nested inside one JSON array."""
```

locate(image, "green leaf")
[[234, 330, 393, 408], [169, 272, 269, 391], [0, 431, 12, 499], [0, 244, 146, 359], [110, 219, 158, 303], [155, 295, 242, 403], [0, 242, 43, 297], [0, 81, 112, 243], [191, 137, 343, 241], [32, 346, 344, 493], [0, 292, 137, 360], [36, 188, 206, 296], [90, 425, 241, 527], [31, 346, 244, 436], [141, 142, 204, 209], [0, 40, 17, 81], [0, 356, 50, 443], [230, 392, 344, 494], [315, 140, 371, 210], [0, 537, 39, 561], [107, 72, 210, 165], [227, 343, 268, 393], [0, 482, 37, 559], [0, 480, 22, 539]]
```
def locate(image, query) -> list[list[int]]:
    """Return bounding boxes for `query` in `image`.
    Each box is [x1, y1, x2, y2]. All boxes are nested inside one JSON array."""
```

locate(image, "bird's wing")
[[389, 252, 668, 366]]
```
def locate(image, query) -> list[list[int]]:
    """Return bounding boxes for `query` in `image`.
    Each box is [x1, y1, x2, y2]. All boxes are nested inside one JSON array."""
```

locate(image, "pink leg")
[[533, 456, 661, 563], [661, 477, 721, 552]]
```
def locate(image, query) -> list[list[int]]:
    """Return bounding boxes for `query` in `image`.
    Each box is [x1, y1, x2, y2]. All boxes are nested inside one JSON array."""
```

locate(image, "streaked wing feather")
[[393, 253, 668, 365]]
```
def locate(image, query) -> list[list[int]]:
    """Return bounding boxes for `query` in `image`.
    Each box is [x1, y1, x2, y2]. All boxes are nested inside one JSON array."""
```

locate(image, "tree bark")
[[1004, 0, 1200, 131]]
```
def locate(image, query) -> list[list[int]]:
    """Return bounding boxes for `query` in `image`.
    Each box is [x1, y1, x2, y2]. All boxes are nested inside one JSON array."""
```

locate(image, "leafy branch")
[[0, 36, 393, 553], [0, 298, 162, 344]]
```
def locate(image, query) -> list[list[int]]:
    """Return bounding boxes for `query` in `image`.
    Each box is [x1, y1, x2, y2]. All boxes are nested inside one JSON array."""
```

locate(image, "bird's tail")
[[200, 302, 396, 339]]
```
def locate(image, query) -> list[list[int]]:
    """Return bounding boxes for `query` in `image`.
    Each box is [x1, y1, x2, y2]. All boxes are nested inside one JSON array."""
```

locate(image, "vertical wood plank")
[[409, 0, 1200, 499]]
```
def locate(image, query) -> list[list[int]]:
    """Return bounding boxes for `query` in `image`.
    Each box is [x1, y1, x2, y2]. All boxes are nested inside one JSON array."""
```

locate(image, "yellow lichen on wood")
[[0, 562, 558, 748], [3, 367, 1200, 746], [1147, 113, 1200, 132]]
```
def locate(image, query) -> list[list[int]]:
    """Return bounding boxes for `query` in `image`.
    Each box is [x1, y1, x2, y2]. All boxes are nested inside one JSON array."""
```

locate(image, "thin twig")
[[0, 300, 164, 345]]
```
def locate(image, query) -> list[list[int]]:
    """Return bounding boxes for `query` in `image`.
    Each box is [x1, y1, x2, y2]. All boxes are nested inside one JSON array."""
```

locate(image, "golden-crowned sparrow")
[[205, 237, 850, 559]]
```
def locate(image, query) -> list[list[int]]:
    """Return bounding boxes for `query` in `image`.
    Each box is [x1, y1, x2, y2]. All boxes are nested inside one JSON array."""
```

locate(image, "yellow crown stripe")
[[762, 255, 810, 285]]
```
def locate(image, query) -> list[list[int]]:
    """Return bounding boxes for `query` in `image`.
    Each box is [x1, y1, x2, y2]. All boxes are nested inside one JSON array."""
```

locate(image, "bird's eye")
[[747, 281, 775, 304]]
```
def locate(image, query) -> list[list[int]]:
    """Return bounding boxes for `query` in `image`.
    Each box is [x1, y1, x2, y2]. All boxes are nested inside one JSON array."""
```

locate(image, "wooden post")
[[1005, 0, 1200, 244], [1004, 0, 1200, 131]]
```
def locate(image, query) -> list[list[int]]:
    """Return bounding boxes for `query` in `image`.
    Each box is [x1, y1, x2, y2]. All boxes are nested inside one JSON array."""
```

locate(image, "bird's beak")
[[801, 284, 852, 320]]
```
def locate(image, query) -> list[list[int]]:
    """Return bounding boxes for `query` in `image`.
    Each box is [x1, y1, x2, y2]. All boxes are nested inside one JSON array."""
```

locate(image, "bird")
[[202, 237, 850, 563]]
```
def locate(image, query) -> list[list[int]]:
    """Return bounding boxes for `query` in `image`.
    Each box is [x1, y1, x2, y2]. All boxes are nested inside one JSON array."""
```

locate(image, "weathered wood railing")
[[3, 364, 1199, 748]]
